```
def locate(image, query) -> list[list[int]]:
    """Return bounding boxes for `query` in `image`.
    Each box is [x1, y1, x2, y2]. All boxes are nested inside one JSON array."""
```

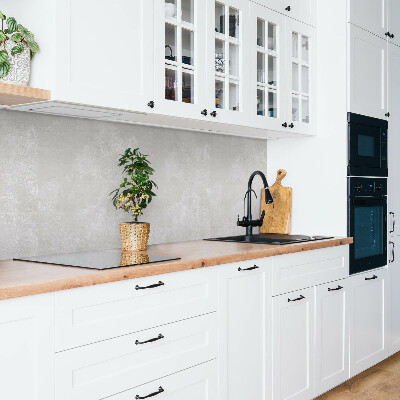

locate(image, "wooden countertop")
[[0, 237, 352, 300]]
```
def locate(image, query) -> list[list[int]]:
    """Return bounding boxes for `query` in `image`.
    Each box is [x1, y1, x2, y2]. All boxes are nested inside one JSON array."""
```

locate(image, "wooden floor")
[[316, 352, 400, 399]]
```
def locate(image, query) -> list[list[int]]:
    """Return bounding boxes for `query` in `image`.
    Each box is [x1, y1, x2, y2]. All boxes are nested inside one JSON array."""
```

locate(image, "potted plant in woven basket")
[[111, 148, 157, 251], [0, 11, 39, 85]]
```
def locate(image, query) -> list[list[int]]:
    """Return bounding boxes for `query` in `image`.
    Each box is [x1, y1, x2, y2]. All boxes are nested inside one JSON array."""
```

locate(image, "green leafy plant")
[[0, 11, 39, 78], [111, 148, 157, 222]]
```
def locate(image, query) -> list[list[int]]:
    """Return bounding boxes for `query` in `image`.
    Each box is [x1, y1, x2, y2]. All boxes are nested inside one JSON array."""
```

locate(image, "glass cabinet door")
[[286, 19, 314, 134], [207, 0, 250, 125], [250, 3, 286, 130], [154, 0, 207, 118]]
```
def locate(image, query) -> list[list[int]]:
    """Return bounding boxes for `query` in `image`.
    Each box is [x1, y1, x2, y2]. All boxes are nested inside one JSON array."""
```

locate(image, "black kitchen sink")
[[205, 233, 333, 245]]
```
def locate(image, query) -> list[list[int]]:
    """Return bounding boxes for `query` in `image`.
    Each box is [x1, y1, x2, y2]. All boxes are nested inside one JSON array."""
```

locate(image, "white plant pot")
[[0, 40, 31, 86]]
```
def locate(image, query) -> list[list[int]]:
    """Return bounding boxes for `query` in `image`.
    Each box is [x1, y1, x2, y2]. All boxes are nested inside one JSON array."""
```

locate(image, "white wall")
[[267, 1, 348, 237]]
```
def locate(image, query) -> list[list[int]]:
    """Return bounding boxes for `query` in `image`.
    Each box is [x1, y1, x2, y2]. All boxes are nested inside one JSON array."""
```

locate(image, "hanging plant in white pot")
[[0, 11, 39, 86]]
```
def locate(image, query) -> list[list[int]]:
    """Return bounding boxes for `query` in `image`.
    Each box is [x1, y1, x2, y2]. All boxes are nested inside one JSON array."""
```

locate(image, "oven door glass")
[[349, 123, 381, 169], [349, 197, 387, 274]]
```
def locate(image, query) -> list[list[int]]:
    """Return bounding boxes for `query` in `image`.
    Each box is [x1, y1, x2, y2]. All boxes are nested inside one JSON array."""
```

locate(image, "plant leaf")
[[27, 41, 39, 53], [11, 32, 21, 42], [0, 12, 6, 21], [0, 61, 10, 78], [6, 17, 18, 34], [0, 31, 6, 43], [11, 45, 24, 56], [0, 50, 8, 63]]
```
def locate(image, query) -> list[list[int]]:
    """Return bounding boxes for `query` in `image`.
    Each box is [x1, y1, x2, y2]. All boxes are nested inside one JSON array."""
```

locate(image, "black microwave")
[[348, 113, 388, 177]]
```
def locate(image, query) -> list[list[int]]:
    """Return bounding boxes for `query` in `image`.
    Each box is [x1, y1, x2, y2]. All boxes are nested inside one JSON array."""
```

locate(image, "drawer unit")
[[55, 312, 217, 400], [107, 361, 217, 400], [271, 246, 349, 296], [55, 267, 218, 351]]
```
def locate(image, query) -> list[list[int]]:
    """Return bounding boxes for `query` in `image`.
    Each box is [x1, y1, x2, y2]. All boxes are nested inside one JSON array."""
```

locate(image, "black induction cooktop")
[[14, 250, 181, 270]]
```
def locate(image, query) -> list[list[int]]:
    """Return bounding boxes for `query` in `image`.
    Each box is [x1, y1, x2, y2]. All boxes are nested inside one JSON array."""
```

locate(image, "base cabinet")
[[272, 287, 315, 400], [0, 293, 55, 400], [350, 268, 389, 377], [388, 238, 400, 355], [315, 280, 350, 397]]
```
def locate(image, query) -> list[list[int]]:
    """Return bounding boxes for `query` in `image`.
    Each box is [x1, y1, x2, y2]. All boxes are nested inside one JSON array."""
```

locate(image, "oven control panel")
[[348, 177, 387, 197]]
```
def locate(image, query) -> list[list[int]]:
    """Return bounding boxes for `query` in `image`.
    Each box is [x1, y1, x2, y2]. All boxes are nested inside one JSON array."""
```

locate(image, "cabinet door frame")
[[272, 287, 315, 400], [285, 18, 316, 135], [315, 279, 350, 397]]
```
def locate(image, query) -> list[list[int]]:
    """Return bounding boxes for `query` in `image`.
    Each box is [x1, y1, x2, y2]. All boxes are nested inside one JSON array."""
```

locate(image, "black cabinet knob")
[[201, 109, 208, 116], [391, 33, 395, 39], [285, 5, 291, 11], [282, 122, 288, 128], [385, 31, 391, 37], [210, 111, 217, 117], [289, 123, 294, 128], [386, 112, 390, 117], [147, 101, 155, 109]]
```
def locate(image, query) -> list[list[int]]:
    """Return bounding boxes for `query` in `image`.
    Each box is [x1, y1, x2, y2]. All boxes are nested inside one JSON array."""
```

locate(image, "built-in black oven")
[[348, 177, 387, 275], [348, 113, 388, 177]]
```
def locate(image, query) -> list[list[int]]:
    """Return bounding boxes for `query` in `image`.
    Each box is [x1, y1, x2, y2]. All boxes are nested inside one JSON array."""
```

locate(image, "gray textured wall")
[[0, 109, 268, 260]]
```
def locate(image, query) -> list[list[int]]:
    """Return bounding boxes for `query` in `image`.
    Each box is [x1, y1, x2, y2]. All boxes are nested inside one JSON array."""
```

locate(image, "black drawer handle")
[[135, 334, 164, 345], [390, 241, 395, 263], [135, 281, 164, 290], [328, 285, 343, 292], [365, 275, 378, 281], [238, 265, 260, 272], [136, 386, 164, 399], [288, 294, 305, 302]]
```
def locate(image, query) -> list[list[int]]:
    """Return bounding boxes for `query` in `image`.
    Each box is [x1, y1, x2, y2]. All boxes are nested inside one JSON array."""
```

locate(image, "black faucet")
[[237, 171, 274, 239]]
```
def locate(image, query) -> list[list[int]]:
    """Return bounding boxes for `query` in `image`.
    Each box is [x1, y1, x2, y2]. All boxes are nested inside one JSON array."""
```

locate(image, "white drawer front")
[[108, 361, 218, 400], [55, 313, 217, 400], [55, 267, 218, 351], [272, 246, 349, 295]]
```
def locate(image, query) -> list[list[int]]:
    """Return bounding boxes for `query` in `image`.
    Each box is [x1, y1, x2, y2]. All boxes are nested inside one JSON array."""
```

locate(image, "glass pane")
[[215, 80, 225, 108], [257, 88, 265, 116], [292, 32, 298, 58], [182, 0, 194, 23], [268, 23, 276, 51], [302, 35, 309, 63], [358, 135, 375, 157], [165, 68, 177, 101], [165, 24, 177, 62], [268, 91, 277, 118], [165, 0, 177, 19], [302, 98, 309, 123], [229, 81, 239, 111], [302, 66, 309, 94], [182, 72, 194, 104], [257, 52, 265, 84], [182, 29, 194, 65], [292, 96, 299, 121], [229, 7, 239, 39], [268, 55, 277, 86], [215, 2, 225, 34], [292, 63, 299, 91], [229, 43, 239, 76], [215, 39, 225, 73], [257, 19, 265, 47]]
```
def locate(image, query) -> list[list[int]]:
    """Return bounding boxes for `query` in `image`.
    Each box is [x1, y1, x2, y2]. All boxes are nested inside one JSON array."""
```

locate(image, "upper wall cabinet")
[[348, 24, 387, 120], [252, 0, 316, 27], [387, 0, 400, 47], [55, 0, 155, 113]]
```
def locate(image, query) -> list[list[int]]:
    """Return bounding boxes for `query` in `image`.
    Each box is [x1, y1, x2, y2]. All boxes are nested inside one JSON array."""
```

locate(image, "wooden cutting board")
[[260, 169, 292, 234]]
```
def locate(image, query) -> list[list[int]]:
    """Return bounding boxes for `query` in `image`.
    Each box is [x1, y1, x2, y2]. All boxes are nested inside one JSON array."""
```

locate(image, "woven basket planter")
[[119, 222, 150, 251]]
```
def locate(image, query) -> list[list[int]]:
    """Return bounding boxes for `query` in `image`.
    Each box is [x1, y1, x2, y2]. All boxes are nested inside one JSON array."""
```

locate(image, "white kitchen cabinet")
[[54, 0, 155, 113], [315, 280, 350, 397], [205, 0, 252, 126], [107, 361, 218, 400], [0, 293, 55, 400], [388, 0, 400, 47], [388, 237, 400, 355], [272, 287, 315, 400], [348, 24, 387, 120], [388, 42, 400, 236], [348, 0, 387, 39], [218, 259, 270, 400], [253, 0, 316, 27], [349, 268, 389, 377]]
